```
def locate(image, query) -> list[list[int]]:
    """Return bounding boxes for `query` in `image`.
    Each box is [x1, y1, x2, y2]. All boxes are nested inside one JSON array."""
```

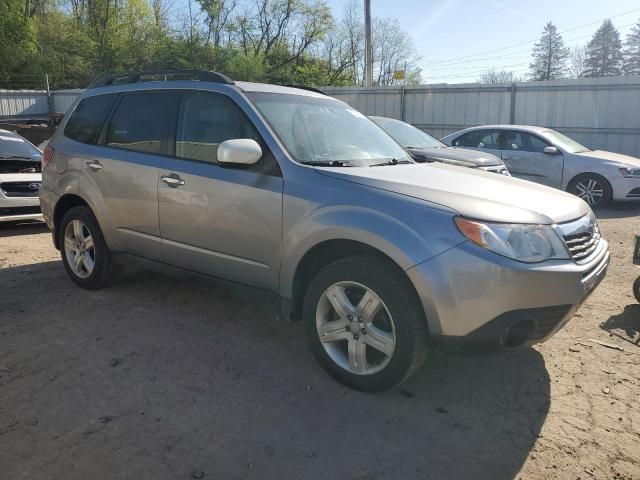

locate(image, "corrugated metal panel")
[[0, 90, 49, 118], [52, 89, 84, 114], [324, 76, 640, 157]]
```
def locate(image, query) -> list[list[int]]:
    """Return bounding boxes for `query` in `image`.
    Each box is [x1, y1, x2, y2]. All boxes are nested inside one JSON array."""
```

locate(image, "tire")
[[634, 276, 640, 304], [303, 255, 429, 392], [567, 173, 612, 209], [58, 206, 113, 289]]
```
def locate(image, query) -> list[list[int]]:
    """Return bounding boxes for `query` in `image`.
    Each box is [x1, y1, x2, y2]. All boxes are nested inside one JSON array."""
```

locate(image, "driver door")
[[158, 91, 283, 290]]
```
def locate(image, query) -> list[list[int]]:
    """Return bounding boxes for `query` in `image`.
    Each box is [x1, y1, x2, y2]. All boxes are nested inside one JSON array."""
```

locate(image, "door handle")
[[87, 160, 103, 170], [161, 174, 185, 187]]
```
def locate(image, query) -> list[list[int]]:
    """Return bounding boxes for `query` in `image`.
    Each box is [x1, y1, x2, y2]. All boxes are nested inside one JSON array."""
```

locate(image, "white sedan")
[[0, 129, 43, 222], [441, 125, 640, 209]]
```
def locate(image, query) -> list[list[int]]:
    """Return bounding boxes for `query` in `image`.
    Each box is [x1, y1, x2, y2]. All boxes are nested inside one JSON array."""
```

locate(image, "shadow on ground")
[[0, 220, 48, 238], [0, 261, 549, 480], [601, 304, 640, 347], [595, 202, 640, 220]]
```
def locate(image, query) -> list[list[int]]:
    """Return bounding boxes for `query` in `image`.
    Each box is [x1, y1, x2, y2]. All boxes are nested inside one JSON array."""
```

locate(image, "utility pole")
[[364, 0, 373, 87]]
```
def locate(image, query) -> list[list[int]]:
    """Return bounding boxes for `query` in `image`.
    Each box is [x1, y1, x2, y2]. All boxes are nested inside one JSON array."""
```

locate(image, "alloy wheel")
[[63, 219, 96, 279], [315, 281, 396, 375], [574, 178, 604, 206]]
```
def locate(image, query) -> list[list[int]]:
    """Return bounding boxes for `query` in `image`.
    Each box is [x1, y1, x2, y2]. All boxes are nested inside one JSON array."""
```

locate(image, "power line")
[[419, 7, 640, 67], [417, 21, 638, 76]]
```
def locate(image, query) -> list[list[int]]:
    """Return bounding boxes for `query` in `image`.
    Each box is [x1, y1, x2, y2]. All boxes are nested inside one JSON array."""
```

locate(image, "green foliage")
[[529, 22, 569, 81], [0, 0, 39, 81], [583, 19, 623, 78], [623, 19, 640, 75], [0, 0, 420, 88]]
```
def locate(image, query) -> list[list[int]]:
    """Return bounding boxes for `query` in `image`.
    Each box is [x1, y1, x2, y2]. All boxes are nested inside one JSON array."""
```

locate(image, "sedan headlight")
[[455, 217, 569, 263], [619, 167, 640, 178]]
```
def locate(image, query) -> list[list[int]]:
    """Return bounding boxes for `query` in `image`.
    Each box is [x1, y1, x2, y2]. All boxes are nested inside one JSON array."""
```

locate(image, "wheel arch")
[[52, 193, 91, 249], [286, 239, 422, 323], [565, 171, 613, 192]]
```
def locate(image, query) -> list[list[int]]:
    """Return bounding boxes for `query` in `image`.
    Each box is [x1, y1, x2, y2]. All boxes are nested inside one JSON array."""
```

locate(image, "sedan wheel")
[[568, 173, 612, 209], [64, 220, 95, 278], [316, 281, 396, 375]]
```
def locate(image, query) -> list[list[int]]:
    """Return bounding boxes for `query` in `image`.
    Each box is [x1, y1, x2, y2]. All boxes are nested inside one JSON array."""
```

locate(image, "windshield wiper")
[[302, 160, 356, 167], [370, 158, 412, 167]]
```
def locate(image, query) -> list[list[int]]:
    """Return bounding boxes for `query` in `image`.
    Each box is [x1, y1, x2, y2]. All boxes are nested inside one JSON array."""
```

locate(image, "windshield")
[[0, 132, 42, 159], [246, 93, 412, 166], [372, 117, 444, 149], [542, 130, 590, 154]]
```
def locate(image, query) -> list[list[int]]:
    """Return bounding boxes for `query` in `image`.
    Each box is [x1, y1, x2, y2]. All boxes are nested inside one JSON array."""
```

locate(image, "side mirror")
[[543, 146, 559, 155], [217, 139, 262, 165]]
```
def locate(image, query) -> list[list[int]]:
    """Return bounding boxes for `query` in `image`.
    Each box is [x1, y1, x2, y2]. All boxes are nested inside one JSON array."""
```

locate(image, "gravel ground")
[[0, 205, 639, 480]]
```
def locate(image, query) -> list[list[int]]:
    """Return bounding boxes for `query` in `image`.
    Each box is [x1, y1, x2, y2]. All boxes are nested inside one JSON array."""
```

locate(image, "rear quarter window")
[[64, 94, 116, 144]]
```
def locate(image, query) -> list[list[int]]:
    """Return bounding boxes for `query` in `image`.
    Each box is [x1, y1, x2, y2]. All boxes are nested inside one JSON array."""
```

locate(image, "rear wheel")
[[567, 173, 612, 209], [633, 276, 640, 303], [59, 206, 113, 289], [303, 255, 429, 392]]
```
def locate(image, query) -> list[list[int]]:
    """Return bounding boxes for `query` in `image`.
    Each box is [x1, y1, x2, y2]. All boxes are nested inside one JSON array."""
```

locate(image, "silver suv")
[[40, 71, 609, 392]]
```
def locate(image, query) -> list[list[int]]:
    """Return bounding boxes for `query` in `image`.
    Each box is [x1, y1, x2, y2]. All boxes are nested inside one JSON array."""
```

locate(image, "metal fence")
[[0, 89, 83, 120], [1, 76, 639, 157], [324, 76, 640, 158]]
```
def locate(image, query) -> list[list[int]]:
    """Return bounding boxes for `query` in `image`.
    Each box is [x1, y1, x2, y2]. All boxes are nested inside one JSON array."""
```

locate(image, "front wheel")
[[303, 255, 429, 392], [633, 276, 640, 303], [567, 173, 612, 209]]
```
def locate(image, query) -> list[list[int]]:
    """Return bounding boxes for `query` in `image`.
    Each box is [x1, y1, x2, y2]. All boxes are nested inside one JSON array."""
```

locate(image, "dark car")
[[371, 116, 510, 176]]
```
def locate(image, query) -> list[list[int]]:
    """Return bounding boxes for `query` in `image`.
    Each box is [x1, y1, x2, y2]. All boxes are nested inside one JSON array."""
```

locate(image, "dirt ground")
[[0, 205, 639, 480]]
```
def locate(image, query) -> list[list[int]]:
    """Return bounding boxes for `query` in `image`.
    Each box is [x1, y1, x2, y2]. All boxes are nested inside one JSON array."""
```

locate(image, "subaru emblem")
[[29, 183, 40, 191]]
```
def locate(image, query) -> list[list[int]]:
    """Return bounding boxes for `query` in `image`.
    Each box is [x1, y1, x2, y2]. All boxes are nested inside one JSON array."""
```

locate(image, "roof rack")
[[281, 84, 327, 96], [88, 70, 234, 89]]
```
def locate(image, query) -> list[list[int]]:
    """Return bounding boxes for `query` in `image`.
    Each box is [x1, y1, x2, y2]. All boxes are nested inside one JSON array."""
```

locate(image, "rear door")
[[158, 90, 283, 290], [498, 130, 563, 187], [78, 91, 178, 259]]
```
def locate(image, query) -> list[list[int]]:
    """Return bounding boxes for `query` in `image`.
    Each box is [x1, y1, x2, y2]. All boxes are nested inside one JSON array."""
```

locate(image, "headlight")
[[455, 217, 569, 263], [620, 167, 640, 178]]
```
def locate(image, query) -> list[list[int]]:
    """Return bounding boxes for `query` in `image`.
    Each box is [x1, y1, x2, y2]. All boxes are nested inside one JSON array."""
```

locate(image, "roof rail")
[[88, 70, 234, 89], [281, 84, 327, 96]]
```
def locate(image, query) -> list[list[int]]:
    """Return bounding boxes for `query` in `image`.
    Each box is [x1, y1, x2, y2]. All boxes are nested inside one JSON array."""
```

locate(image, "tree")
[[568, 45, 587, 78], [583, 19, 623, 77], [529, 22, 569, 81], [622, 18, 640, 75], [479, 68, 521, 84]]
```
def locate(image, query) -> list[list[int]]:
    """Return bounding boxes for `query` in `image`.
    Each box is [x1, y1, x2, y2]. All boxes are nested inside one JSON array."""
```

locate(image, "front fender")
[[279, 203, 462, 299]]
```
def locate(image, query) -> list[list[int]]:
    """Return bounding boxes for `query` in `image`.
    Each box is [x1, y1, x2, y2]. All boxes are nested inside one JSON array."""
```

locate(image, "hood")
[[576, 150, 640, 168], [315, 163, 590, 224], [407, 146, 503, 167]]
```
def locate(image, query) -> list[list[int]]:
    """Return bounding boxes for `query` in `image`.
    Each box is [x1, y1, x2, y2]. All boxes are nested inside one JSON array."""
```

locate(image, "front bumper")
[[407, 238, 609, 350], [611, 175, 640, 201]]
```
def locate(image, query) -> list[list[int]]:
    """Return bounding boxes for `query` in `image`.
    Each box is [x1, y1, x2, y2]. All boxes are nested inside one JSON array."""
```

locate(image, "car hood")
[[576, 150, 640, 168], [407, 147, 503, 167], [315, 163, 590, 224]]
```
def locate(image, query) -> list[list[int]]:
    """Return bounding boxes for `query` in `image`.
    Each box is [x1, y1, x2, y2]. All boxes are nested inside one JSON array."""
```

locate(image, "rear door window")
[[106, 93, 177, 155], [455, 130, 500, 149], [64, 94, 116, 144]]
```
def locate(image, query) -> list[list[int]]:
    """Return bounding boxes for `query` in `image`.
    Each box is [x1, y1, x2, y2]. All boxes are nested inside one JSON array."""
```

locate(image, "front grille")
[[0, 206, 41, 216], [0, 181, 41, 197], [558, 214, 601, 262]]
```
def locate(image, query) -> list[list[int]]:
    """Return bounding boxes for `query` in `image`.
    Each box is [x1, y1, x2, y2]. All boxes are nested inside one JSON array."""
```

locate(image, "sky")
[[325, 0, 640, 83]]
